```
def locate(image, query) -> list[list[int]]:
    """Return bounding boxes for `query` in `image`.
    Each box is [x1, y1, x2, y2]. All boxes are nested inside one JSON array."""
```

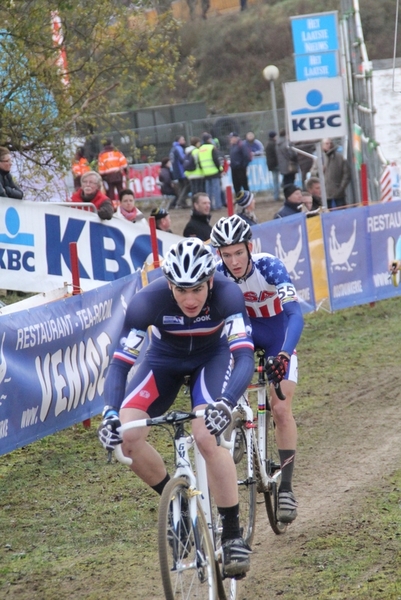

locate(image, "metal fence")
[[96, 108, 287, 163]]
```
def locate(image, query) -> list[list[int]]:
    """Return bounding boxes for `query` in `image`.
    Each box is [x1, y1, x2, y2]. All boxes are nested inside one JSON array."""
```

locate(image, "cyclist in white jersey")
[[211, 215, 304, 523]]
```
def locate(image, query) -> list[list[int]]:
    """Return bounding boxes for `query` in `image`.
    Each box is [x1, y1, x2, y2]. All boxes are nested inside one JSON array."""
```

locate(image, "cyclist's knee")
[[271, 402, 293, 428], [194, 428, 218, 458]]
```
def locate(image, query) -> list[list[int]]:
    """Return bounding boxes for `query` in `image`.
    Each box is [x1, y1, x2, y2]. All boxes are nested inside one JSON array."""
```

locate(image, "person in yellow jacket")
[[197, 132, 223, 210], [98, 139, 128, 200], [72, 147, 90, 190], [184, 137, 205, 197]]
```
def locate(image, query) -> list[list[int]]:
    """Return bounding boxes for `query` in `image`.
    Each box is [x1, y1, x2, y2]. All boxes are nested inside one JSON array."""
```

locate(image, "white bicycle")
[[115, 409, 240, 600]]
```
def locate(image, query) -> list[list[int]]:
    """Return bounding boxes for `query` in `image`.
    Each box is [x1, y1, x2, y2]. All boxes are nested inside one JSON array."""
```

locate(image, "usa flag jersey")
[[216, 253, 303, 358]]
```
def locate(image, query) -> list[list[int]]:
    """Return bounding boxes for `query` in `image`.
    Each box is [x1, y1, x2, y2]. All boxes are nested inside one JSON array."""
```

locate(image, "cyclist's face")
[[170, 280, 211, 317], [219, 243, 251, 279]]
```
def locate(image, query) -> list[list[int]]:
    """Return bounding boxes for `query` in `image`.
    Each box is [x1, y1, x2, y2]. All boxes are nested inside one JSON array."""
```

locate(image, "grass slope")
[[0, 297, 401, 598]]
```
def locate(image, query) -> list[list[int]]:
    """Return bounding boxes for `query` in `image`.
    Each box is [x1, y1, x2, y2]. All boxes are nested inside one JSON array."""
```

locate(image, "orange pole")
[[69, 242, 91, 430], [149, 216, 160, 268]]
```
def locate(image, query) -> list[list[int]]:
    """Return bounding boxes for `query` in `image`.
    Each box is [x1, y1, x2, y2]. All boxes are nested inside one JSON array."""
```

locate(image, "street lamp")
[[263, 65, 280, 135]]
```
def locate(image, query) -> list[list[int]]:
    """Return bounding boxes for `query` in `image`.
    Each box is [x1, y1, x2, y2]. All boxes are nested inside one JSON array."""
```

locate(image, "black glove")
[[98, 406, 122, 450], [204, 398, 232, 436], [266, 353, 289, 385]]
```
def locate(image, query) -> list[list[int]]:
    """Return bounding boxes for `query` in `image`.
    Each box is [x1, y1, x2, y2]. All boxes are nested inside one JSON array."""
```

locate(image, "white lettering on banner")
[[21, 406, 39, 428], [76, 300, 113, 330], [304, 66, 329, 77], [307, 18, 320, 29], [248, 163, 269, 187], [366, 212, 401, 232], [0, 419, 8, 439], [373, 272, 392, 287], [303, 41, 329, 52], [36, 332, 112, 421], [16, 315, 73, 350], [297, 288, 311, 301], [332, 280, 363, 297], [301, 29, 329, 41]]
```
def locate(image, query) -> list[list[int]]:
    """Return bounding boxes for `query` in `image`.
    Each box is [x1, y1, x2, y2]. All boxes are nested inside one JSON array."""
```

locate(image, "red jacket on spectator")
[[70, 188, 114, 220]]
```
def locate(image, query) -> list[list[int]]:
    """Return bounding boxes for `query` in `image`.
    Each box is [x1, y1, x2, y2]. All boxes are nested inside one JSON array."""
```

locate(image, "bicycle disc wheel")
[[232, 424, 257, 546], [158, 476, 217, 600], [263, 405, 287, 535]]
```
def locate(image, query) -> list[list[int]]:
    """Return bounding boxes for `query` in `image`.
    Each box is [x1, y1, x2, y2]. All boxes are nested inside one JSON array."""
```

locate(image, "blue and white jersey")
[[104, 272, 255, 410]]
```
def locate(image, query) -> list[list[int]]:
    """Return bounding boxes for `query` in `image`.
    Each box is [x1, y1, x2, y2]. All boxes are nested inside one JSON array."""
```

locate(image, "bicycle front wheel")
[[263, 404, 287, 535], [158, 476, 217, 600], [232, 423, 257, 546]]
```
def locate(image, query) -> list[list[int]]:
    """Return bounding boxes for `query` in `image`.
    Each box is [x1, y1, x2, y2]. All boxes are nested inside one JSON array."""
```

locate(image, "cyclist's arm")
[[104, 326, 147, 412], [223, 311, 255, 406], [280, 299, 304, 357]]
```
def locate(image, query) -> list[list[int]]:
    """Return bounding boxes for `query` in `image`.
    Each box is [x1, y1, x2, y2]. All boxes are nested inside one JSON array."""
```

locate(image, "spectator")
[[169, 135, 190, 209], [229, 132, 251, 194], [321, 138, 351, 209], [184, 136, 205, 197], [72, 147, 90, 191], [158, 157, 178, 208], [235, 190, 257, 226], [150, 207, 172, 233], [301, 191, 313, 212], [70, 171, 114, 220], [183, 192, 212, 241], [265, 131, 280, 202], [295, 142, 315, 189], [98, 139, 128, 201], [274, 184, 303, 219], [116, 188, 144, 223], [197, 132, 223, 210], [0, 147, 23, 199], [305, 177, 323, 211], [277, 129, 299, 188], [244, 132, 264, 158]]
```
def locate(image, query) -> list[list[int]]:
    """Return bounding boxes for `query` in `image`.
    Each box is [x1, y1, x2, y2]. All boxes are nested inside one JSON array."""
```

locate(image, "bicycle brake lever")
[[216, 434, 234, 450], [114, 443, 133, 466], [274, 383, 286, 401]]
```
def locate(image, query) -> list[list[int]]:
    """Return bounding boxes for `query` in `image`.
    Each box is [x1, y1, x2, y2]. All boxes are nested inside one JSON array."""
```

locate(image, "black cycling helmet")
[[162, 238, 216, 288], [210, 215, 252, 248]]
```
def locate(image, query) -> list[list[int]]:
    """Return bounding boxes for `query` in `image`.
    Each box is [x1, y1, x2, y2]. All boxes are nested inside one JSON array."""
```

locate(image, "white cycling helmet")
[[210, 215, 252, 248], [162, 238, 216, 287]]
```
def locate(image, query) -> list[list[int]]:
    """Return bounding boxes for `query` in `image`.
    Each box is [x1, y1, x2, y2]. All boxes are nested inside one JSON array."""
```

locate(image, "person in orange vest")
[[72, 147, 90, 190], [98, 139, 128, 201]]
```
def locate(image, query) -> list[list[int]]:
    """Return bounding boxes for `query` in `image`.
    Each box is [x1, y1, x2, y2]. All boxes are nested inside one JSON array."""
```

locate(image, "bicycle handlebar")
[[114, 409, 232, 465], [254, 364, 286, 401]]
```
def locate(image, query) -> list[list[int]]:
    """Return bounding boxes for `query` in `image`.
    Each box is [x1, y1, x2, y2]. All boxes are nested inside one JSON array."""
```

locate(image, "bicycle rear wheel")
[[158, 476, 217, 600], [263, 403, 287, 535]]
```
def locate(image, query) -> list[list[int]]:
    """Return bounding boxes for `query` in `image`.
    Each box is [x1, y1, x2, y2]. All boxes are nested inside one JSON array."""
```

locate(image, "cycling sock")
[[278, 449, 296, 492], [151, 473, 170, 496], [218, 503, 241, 542]]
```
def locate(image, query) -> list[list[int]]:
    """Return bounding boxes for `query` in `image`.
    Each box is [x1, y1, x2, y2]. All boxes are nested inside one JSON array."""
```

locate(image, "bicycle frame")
[[114, 410, 234, 599]]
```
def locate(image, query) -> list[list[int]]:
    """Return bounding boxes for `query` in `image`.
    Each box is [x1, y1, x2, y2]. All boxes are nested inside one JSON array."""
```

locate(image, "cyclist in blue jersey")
[[211, 215, 304, 524], [98, 238, 254, 578]]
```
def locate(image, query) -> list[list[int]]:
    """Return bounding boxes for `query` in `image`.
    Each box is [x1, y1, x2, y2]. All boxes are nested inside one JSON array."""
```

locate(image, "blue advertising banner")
[[291, 12, 339, 56], [0, 272, 142, 456], [251, 213, 316, 314], [367, 202, 401, 301], [322, 204, 401, 310], [294, 51, 339, 81], [0, 199, 181, 294]]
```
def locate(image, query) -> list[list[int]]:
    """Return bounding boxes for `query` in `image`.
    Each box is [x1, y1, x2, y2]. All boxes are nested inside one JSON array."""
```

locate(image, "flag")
[[51, 11, 69, 88]]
